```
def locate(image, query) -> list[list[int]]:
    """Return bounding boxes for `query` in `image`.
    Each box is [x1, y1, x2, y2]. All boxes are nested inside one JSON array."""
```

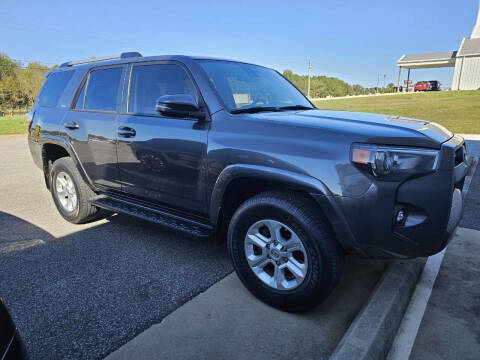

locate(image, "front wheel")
[[228, 191, 344, 312]]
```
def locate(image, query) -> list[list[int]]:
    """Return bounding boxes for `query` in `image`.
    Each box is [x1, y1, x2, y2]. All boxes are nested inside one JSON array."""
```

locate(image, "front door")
[[116, 62, 209, 214], [62, 65, 126, 190]]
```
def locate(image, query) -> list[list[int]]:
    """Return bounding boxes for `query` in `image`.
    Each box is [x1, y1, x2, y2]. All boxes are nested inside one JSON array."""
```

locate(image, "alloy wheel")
[[244, 219, 309, 290], [55, 171, 78, 213]]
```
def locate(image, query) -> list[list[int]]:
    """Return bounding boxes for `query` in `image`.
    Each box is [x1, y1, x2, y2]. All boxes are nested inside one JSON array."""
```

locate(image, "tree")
[[0, 53, 51, 113], [283, 70, 355, 98], [18, 62, 50, 104], [352, 84, 365, 95]]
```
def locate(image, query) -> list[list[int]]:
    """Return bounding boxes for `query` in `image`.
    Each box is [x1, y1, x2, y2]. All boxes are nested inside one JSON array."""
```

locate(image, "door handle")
[[64, 121, 79, 130], [118, 126, 136, 138]]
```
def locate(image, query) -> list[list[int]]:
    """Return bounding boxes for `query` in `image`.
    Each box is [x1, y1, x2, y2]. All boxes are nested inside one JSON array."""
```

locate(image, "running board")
[[91, 195, 213, 238]]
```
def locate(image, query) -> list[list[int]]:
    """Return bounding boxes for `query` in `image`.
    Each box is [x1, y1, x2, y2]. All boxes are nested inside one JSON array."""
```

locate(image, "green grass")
[[0, 115, 29, 135], [312, 90, 480, 134], [1, 91, 479, 134]]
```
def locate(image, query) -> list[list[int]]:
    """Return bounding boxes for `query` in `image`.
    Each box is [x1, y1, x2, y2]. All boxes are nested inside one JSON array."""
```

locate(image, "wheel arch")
[[41, 135, 95, 191], [210, 164, 361, 254]]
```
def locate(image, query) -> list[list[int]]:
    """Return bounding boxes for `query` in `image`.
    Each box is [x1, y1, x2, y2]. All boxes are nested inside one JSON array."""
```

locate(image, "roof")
[[397, 51, 457, 69], [52, 54, 262, 75], [457, 37, 480, 56], [399, 51, 457, 62]]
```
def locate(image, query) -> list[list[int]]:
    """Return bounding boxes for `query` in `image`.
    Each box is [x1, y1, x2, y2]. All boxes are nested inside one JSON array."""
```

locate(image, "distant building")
[[397, 1, 480, 91]]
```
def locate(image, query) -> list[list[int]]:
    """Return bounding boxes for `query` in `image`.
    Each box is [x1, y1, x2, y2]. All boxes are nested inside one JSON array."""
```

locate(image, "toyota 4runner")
[[28, 52, 468, 311]]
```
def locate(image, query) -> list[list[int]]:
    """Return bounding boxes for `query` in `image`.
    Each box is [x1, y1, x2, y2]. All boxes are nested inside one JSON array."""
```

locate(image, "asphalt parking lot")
[[0, 135, 233, 359]]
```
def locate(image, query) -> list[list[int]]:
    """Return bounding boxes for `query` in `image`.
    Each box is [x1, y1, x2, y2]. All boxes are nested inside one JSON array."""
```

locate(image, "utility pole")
[[383, 74, 386, 90], [307, 61, 312, 98], [377, 73, 380, 93]]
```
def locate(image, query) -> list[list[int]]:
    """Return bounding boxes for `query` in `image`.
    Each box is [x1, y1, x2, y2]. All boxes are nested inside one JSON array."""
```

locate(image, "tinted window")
[[84, 67, 123, 112], [128, 64, 197, 115], [74, 80, 86, 110], [38, 70, 74, 107]]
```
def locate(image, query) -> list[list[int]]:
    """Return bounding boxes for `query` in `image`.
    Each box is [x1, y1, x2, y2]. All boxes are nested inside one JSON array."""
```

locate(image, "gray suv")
[[28, 52, 467, 311]]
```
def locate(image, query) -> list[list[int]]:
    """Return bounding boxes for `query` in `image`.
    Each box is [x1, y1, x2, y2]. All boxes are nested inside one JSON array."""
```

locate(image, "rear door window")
[[84, 67, 123, 112], [37, 70, 74, 107], [128, 64, 197, 115]]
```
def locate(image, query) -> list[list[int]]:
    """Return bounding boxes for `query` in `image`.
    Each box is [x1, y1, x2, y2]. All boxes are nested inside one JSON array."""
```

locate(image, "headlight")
[[351, 144, 439, 181]]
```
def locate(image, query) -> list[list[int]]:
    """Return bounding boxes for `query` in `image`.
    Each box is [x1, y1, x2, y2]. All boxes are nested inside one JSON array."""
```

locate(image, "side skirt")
[[91, 195, 214, 238]]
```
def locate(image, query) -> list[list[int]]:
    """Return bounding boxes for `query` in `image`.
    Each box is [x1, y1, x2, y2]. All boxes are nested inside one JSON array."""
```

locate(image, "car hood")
[[252, 109, 453, 149]]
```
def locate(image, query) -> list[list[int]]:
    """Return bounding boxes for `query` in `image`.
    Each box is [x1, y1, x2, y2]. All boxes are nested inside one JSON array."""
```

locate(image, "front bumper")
[[331, 136, 468, 259]]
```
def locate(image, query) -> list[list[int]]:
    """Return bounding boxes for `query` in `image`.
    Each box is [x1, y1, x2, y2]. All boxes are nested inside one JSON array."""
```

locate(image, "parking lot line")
[[386, 249, 446, 360]]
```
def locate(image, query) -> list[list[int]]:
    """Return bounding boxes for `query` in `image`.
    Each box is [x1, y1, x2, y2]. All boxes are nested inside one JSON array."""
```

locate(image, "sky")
[[1, 0, 478, 88]]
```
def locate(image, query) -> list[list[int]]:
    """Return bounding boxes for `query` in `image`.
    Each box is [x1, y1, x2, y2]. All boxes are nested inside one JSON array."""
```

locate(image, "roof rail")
[[59, 52, 142, 68]]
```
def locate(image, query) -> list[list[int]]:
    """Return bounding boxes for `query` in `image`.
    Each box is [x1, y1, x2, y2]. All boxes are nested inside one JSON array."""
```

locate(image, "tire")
[[50, 157, 101, 224], [228, 190, 344, 312]]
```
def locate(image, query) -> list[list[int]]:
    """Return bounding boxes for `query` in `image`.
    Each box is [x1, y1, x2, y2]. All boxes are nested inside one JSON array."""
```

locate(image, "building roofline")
[[397, 51, 457, 68], [457, 37, 480, 56]]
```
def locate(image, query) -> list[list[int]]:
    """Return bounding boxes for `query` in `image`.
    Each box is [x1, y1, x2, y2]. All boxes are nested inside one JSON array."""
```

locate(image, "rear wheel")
[[228, 191, 344, 312], [50, 157, 101, 224]]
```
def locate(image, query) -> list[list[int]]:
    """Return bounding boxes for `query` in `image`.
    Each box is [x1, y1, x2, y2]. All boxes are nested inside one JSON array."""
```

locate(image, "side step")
[[91, 195, 214, 238]]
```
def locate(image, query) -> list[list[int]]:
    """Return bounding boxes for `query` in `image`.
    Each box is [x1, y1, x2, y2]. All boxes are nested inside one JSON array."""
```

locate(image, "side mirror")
[[155, 94, 206, 120]]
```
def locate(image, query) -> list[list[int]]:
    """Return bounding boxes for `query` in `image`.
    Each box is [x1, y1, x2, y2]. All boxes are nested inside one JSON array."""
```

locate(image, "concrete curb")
[[329, 258, 426, 360]]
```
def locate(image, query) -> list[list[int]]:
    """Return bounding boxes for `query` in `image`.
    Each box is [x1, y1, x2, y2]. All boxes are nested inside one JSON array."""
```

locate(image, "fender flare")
[[209, 164, 362, 255], [40, 135, 96, 191]]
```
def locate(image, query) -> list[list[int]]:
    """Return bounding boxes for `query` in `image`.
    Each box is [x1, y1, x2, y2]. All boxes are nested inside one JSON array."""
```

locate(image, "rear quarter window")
[[37, 71, 74, 107]]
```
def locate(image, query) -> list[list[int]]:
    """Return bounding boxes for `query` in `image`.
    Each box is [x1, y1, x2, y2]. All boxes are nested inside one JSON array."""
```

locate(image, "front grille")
[[454, 145, 465, 166]]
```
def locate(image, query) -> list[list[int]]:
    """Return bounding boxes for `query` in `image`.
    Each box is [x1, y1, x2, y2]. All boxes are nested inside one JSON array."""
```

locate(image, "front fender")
[[209, 164, 362, 255]]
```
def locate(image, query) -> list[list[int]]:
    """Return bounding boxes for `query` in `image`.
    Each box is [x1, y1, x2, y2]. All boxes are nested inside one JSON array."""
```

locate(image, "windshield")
[[198, 60, 313, 112]]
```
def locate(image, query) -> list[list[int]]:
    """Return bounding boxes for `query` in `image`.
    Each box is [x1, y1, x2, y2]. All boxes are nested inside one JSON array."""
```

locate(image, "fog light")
[[394, 207, 407, 226]]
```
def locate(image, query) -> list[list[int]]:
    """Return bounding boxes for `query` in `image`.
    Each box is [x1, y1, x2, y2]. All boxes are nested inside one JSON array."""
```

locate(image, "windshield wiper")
[[278, 105, 315, 111], [230, 106, 281, 114]]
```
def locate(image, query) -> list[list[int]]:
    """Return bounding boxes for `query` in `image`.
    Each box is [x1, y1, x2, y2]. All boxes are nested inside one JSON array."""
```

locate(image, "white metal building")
[[397, 1, 480, 90], [452, 37, 480, 90]]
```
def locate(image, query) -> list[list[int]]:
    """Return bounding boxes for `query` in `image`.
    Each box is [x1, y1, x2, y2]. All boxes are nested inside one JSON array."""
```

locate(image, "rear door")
[[62, 65, 126, 190], [116, 61, 209, 214]]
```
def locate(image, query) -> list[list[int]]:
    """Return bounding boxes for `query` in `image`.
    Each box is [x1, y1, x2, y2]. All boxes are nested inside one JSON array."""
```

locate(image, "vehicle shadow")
[[0, 211, 232, 360]]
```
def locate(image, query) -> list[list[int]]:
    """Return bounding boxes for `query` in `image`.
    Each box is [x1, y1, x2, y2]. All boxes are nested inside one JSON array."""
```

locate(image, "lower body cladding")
[[319, 159, 467, 260]]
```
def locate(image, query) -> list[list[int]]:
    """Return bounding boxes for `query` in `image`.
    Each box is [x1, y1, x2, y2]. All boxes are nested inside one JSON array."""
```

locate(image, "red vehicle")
[[414, 81, 430, 92]]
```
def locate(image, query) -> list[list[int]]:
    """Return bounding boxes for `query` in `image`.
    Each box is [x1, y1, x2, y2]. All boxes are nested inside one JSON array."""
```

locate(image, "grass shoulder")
[[0, 115, 29, 135], [312, 90, 480, 134]]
